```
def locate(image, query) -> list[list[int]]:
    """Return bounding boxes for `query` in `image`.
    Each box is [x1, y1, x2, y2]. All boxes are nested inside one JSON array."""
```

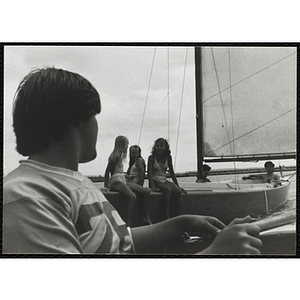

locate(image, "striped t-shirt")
[[3, 160, 134, 254]]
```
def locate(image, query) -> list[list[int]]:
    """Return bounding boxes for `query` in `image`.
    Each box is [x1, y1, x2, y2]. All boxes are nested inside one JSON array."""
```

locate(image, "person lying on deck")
[[3, 67, 262, 255], [242, 161, 281, 186]]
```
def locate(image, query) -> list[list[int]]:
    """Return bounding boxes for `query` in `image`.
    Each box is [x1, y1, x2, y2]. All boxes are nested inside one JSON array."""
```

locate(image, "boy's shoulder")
[[4, 160, 92, 205]]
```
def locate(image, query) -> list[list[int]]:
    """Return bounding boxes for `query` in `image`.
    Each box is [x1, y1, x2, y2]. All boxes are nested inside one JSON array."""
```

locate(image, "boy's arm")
[[130, 215, 262, 255], [130, 215, 224, 253], [130, 215, 189, 253]]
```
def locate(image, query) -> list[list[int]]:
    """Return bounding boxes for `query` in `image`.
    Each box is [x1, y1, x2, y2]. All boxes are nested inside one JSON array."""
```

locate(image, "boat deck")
[[180, 181, 286, 193], [96, 181, 290, 226]]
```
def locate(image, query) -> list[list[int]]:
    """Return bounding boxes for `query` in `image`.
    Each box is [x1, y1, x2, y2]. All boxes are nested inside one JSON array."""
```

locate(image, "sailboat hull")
[[180, 181, 291, 222], [100, 181, 291, 225]]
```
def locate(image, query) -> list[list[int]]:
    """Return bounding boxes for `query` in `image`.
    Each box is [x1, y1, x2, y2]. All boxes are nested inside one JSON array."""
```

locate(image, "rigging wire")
[[211, 48, 234, 155], [203, 51, 295, 104], [174, 47, 189, 169], [228, 48, 235, 157], [205, 47, 296, 158], [212, 107, 296, 153], [227, 48, 240, 189], [138, 47, 156, 145], [162, 93, 169, 102]]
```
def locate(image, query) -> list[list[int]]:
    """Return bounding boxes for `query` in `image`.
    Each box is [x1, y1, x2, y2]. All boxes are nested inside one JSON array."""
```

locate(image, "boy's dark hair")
[[264, 161, 275, 168], [13, 67, 101, 156]]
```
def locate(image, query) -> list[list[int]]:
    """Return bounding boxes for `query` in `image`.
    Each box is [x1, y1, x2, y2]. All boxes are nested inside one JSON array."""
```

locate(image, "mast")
[[195, 46, 204, 180]]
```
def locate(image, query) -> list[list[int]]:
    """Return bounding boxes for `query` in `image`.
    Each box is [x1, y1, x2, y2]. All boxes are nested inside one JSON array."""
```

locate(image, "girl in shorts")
[[126, 145, 151, 225], [104, 135, 136, 227], [147, 138, 186, 219]]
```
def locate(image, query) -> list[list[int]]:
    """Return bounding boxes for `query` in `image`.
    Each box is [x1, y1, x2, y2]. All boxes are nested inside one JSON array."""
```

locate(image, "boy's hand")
[[200, 216, 262, 255], [186, 215, 226, 236]]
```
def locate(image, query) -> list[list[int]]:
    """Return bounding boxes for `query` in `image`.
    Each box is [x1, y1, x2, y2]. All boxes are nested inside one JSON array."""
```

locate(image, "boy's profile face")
[[79, 115, 99, 163]]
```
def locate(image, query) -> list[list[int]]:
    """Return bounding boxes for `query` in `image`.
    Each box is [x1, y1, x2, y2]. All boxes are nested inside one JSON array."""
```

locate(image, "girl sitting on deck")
[[126, 145, 152, 225], [104, 135, 136, 227], [147, 138, 186, 219]]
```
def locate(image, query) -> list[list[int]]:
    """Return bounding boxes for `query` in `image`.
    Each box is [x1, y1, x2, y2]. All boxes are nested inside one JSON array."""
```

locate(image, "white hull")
[[101, 181, 291, 225], [180, 181, 291, 222]]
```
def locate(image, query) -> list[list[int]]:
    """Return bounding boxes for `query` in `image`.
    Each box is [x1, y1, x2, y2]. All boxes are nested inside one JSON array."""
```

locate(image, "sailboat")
[[178, 46, 296, 222], [100, 46, 296, 253]]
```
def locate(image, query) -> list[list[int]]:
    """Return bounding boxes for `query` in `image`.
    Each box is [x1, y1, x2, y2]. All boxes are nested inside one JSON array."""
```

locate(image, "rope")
[[174, 48, 189, 169], [138, 47, 156, 145]]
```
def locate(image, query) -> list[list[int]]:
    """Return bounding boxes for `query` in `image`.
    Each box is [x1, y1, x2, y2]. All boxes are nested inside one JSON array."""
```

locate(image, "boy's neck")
[[29, 137, 80, 171], [29, 150, 79, 171]]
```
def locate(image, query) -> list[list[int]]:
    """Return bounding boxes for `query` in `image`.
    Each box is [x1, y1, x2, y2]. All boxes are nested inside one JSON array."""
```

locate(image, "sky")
[[4, 45, 297, 176], [4, 46, 198, 176]]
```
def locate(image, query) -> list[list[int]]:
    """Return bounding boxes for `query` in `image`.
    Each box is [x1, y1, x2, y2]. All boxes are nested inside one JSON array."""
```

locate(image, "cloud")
[[4, 46, 199, 175], [4, 45, 295, 176]]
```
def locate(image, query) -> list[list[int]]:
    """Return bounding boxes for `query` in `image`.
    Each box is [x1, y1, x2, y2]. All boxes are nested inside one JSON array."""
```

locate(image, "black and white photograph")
[[1, 4, 299, 297], [3, 44, 296, 257]]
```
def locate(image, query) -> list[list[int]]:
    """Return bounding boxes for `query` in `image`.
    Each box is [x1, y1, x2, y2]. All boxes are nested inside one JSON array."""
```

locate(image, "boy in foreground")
[[3, 68, 262, 255]]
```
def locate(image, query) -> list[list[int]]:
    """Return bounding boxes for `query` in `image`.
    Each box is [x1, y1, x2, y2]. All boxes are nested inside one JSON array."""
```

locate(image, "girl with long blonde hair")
[[104, 135, 136, 227]]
